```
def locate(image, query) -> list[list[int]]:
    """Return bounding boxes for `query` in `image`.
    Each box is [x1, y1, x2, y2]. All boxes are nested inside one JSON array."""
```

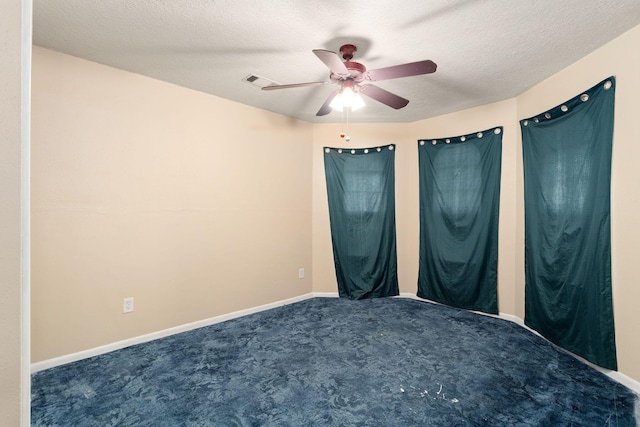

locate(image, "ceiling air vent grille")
[[242, 74, 279, 89]]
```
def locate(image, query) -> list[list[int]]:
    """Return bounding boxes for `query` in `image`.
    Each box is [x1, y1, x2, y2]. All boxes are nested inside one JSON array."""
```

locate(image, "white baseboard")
[[607, 371, 640, 395], [498, 312, 523, 325], [310, 292, 339, 298], [31, 292, 640, 395], [402, 293, 640, 394], [497, 311, 640, 395], [399, 292, 420, 299], [31, 293, 316, 374]]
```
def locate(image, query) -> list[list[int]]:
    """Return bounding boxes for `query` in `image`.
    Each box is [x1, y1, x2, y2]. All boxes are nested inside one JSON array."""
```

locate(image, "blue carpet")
[[32, 297, 638, 426]]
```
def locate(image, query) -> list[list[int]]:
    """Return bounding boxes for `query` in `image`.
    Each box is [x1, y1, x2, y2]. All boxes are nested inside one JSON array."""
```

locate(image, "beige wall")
[[32, 23, 640, 387], [31, 47, 313, 362], [1, 0, 24, 425], [516, 24, 640, 381]]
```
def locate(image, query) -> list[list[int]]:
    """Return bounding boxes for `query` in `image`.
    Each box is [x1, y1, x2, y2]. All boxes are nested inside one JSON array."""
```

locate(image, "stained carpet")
[[31, 297, 638, 426]]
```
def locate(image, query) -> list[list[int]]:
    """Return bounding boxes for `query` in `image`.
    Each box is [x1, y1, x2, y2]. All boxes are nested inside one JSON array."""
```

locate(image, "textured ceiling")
[[33, 0, 640, 123]]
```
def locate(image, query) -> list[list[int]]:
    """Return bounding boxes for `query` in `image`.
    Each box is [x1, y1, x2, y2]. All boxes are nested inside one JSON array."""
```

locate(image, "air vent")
[[242, 74, 279, 89]]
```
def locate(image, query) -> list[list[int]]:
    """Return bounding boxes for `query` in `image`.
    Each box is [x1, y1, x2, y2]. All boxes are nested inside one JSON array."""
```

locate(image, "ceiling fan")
[[262, 44, 437, 116]]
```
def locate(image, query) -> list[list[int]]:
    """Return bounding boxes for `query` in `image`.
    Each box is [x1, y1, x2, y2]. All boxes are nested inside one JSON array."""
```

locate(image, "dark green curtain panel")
[[417, 128, 502, 314], [323, 145, 399, 300], [520, 77, 617, 370]]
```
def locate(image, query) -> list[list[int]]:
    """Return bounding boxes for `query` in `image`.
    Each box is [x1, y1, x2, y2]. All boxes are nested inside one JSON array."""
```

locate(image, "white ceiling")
[[33, 0, 640, 124]]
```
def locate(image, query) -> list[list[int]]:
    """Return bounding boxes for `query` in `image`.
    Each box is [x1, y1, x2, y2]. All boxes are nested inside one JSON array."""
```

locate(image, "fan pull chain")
[[339, 108, 351, 142]]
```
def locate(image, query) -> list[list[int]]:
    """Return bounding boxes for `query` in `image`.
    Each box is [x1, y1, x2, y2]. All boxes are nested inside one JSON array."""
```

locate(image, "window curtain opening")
[[323, 145, 399, 300], [417, 128, 503, 314], [520, 76, 617, 370]]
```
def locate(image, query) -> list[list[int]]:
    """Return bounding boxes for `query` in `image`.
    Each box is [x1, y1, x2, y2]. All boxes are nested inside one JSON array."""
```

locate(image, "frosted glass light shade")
[[330, 87, 365, 111]]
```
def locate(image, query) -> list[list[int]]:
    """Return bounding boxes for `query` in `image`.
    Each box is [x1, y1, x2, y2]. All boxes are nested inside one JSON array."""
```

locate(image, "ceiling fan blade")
[[359, 84, 409, 109], [313, 49, 350, 76], [366, 60, 437, 82], [262, 81, 330, 91], [316, 90, 340, 116]]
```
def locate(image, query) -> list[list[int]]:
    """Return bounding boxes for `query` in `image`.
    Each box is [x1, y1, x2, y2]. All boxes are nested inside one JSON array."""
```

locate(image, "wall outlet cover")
[[123, 297, 134, 313]]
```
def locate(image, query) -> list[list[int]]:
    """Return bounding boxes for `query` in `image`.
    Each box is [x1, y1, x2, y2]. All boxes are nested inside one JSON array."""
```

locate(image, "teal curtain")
[[323, 145, 399, 299], [520, 77, 617, 370], [417, 128, 502, 314]]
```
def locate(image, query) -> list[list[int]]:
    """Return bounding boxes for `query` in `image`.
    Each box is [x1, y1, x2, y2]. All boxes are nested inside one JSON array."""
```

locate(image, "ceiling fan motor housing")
[[328, 44, 367, 81]]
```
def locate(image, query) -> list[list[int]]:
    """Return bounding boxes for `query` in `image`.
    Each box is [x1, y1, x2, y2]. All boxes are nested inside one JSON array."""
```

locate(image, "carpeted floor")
[[31, 297, 638, 426]]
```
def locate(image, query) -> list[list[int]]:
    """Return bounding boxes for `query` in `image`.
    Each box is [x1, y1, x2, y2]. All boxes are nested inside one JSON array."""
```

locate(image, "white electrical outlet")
[[122, 297, 134, 314], [298, 268, 305, 279]]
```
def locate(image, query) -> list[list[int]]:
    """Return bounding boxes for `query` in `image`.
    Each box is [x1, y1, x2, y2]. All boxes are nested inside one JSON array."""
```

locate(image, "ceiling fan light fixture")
[[330, 85, 365, 112]]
